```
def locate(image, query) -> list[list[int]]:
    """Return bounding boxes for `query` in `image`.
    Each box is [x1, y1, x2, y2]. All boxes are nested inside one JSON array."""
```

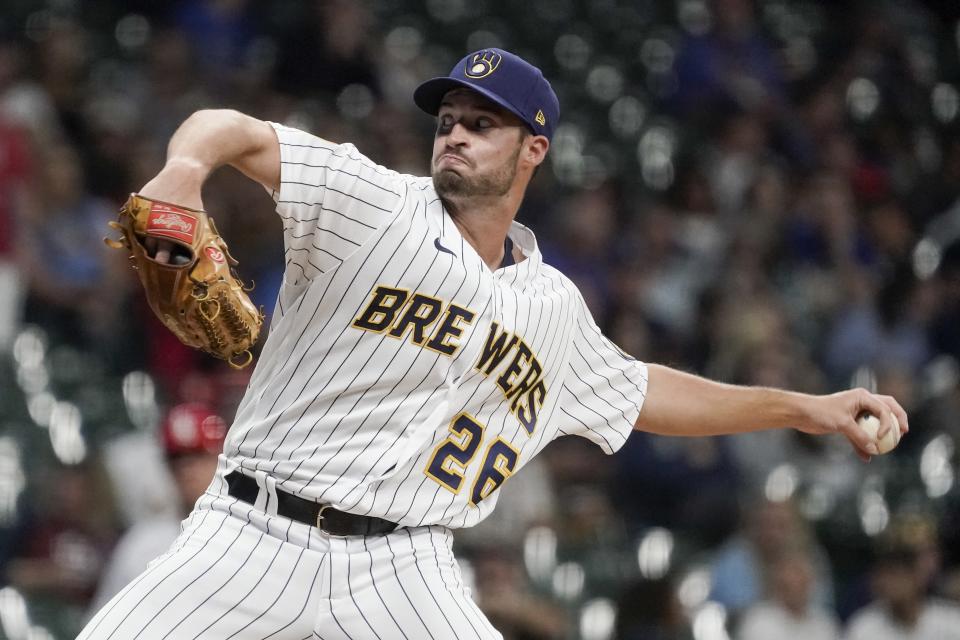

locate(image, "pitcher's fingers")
[[876, 411, 897, 442], [143, 237, 175, 263], [857, 393, 897, 440], [848, 431, 873, 462], [878, 395, 909, 434], [845, 417, 880, 457]]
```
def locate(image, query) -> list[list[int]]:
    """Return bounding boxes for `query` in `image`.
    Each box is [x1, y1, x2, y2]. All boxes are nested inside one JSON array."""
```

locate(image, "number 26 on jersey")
[[425, 413, 520, 506]]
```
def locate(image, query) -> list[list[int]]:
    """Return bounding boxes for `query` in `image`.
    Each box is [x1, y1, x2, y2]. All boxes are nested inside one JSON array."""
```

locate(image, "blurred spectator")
[[3, 462, 117, 637], [33, 18, 90, 143], [0, 115, 30, 257], [710, 497, 834, 616], [782, 172, 873, 284], [700, 284, 836, 492], [737, 545, 841, 640], [864, 200, 915, 263], [943, 495, 960, 607], [172, 0, 257, 91], [823, 264, 932, 384], [613, 430, 740, 545], [88, 402, 226, 614], [910, 355, 960, 453], [672, 0, 786, 119], [614, 575, 693, 640], [469, 548, 569, 640], [617, 198, 724, 342], [139, 28, 214, 144], [272, 0, 379, 100], [929, 241, 960, 363], [912, 139, 960, 226], [704, 111, 771, 217], [844, 515, 960, 640], [556, 485, 633, 594], [540, 183, 619, 323], [0, 33, 60, 140], [0, 114, 31, 349], [18, 143, 127, 353], [740, 163, 790, 241]]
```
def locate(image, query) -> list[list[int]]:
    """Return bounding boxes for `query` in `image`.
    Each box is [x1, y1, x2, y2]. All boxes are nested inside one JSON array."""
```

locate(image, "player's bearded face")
[[432, 139, 522, 199], [431, 91, 526, 199]]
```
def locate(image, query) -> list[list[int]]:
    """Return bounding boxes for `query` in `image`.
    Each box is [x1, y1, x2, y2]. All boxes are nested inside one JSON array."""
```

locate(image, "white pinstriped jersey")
[[223, 123, 648, 529]]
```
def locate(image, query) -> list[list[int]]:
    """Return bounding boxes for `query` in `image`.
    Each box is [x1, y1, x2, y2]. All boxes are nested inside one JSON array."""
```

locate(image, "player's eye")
[[475, 117, 494, 130], [437, 114, 454, 134]]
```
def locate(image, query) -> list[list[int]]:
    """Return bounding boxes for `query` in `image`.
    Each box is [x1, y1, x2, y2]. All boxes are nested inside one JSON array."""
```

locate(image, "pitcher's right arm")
[[137, 109, 280, 261]]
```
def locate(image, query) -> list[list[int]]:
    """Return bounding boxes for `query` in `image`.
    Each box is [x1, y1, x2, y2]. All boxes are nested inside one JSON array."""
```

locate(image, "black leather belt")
[[224, 471, 398, 536]]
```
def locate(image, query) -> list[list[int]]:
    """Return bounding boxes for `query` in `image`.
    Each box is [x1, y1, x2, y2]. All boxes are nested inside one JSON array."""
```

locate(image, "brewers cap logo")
[[464, 51, 502, 79], [535, 110, 546, 126]]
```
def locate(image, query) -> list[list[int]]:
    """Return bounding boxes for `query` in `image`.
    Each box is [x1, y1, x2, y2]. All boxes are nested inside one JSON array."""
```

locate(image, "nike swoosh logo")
[[434, 237, 456, 257]]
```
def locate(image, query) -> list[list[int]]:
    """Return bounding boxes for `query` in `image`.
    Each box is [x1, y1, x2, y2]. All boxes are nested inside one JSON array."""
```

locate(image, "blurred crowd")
[[1, 0, 960, 639]]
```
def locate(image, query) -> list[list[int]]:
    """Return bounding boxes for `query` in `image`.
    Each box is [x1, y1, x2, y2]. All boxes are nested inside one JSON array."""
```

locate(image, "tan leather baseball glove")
[[106, 193, 264, 369]]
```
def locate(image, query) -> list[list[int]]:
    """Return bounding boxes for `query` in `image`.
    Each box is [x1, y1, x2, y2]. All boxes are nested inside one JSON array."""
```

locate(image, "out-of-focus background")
[[0, 0, 959, 638]]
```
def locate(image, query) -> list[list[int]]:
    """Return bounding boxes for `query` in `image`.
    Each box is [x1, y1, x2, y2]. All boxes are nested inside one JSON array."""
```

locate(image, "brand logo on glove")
[[152, 214, 191, 232], [147, 204, 198, 244], [205, 246, 225, 263]]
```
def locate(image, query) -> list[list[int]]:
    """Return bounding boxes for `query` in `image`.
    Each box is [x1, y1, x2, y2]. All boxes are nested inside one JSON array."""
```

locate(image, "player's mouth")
[[437, 153, 469, 168]]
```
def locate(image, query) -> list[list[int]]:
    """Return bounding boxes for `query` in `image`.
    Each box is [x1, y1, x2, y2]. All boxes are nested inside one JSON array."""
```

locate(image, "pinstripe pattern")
[[221, 125, 647, 530], [223, 125, 646, 529], [80, 465, 503, 639], [80, 498, 327, 638], [84, 122, 649, 637]]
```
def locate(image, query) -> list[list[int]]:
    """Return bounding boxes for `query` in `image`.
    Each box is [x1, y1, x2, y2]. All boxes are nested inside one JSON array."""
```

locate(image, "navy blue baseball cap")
[[414, 48, 560, 141]]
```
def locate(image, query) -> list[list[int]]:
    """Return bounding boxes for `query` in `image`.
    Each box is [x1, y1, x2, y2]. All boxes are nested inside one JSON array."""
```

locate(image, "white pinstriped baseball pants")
[[79, 463, 502, 639]]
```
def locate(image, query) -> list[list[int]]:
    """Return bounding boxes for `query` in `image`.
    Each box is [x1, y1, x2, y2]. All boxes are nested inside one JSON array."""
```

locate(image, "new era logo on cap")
[[414, 48, 560, 141]]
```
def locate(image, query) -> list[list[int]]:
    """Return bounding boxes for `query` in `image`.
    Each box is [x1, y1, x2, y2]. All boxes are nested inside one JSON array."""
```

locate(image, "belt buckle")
[[316, 504, 331, 530], [316, 504, 348, 537]]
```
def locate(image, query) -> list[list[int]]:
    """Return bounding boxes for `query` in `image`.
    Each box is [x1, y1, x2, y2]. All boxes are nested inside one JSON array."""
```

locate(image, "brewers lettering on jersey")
[[82, 48, 909, 639]]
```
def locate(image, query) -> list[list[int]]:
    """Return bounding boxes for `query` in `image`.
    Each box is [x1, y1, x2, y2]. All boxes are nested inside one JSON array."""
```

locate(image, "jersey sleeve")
[[555, 299, 648, 454], [268, 122, 405, 281]]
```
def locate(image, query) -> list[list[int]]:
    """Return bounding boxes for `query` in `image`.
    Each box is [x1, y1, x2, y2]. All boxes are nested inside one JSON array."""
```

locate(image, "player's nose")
[[445, 121, 470, 146]]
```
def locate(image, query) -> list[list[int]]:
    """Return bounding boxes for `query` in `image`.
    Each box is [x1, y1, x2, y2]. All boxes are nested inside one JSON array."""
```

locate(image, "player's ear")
[[523, 135, 549, 169]]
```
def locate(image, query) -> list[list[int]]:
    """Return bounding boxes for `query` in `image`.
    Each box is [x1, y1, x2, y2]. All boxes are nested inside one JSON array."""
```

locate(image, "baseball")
[[857, 412, 901, 454]]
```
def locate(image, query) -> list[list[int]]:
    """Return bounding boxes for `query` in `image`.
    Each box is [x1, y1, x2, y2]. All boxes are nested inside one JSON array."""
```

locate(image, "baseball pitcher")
[[82, 49, 907, 639]]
